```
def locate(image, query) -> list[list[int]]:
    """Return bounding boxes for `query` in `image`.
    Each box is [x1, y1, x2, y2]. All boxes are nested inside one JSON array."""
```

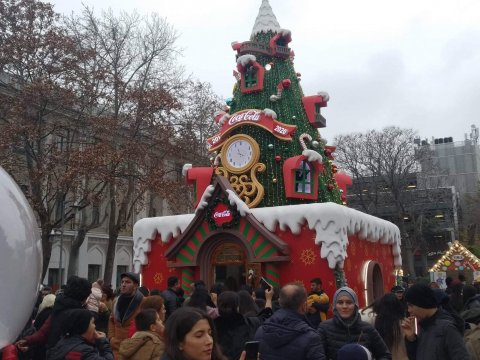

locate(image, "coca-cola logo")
[[212, 203, 233, 226], [228, 110, 261, 126], [214, 210, 231, 218]]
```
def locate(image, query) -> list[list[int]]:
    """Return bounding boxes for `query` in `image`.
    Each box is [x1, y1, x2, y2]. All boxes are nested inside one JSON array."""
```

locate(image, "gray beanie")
[[333, 286, 359, 307]]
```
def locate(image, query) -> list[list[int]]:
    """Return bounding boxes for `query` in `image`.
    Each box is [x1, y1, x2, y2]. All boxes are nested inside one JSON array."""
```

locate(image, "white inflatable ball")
[[0, 167, 42, 348]]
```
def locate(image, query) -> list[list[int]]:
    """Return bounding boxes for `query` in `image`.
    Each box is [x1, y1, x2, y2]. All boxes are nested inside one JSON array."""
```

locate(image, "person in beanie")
[[47, 309, 113, 360], [401, 283, 470, 360], [337, 343, 373, 360], [318, 286, 391, 360], [108, 272, 144, 359]]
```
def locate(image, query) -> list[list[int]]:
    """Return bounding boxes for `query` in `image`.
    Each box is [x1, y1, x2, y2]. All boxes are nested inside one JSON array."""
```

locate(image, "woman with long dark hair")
[[374, 293, 408, 360], [161, 307, 226, 360]]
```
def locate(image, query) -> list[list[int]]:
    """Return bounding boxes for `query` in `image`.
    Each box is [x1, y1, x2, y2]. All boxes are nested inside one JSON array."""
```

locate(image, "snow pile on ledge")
[[132, 200, 402, 273]]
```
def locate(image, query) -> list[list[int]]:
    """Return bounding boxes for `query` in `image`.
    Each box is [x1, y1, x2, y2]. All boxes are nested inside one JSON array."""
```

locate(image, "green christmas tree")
[[209, 0, 342, 208]]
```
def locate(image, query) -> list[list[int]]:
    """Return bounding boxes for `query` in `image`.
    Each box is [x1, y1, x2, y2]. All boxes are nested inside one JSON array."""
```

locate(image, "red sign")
[[212, 203, 233, 227], [207, 109, 297, 150]]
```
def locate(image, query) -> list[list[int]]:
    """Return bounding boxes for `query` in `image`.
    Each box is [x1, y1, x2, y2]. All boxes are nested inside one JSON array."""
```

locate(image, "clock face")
[[226, 139, 253, 168], [221, 135, 259, 173]]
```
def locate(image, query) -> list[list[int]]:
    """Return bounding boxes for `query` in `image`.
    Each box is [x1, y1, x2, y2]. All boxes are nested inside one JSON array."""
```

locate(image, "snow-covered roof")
[[251, 0, 280, 38], [132, 200, 402, 273]]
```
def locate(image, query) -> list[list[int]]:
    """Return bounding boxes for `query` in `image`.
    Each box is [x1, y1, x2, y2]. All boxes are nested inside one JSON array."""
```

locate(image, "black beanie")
[[66, 309, 93, 336], [404, 284, 438, 309]]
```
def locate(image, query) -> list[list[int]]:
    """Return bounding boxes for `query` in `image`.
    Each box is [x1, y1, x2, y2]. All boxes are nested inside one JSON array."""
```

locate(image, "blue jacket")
[[254, 308, 325, 360]]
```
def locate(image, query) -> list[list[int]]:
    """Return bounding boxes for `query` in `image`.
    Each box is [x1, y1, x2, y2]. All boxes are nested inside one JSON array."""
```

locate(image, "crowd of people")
[[3, 273, 480, 359]]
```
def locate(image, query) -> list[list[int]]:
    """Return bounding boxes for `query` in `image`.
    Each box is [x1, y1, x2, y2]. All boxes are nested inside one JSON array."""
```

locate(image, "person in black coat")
[[255, 283, 325, 360], [402, 283, 471, 360], [317, 286, 391, 360], [214, 289, 273, 360], [47, 309, 113, 360], [17, 276, 92, 352]]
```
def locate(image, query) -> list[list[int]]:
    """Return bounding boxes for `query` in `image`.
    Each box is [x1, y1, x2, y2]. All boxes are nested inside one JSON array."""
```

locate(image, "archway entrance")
[[211, 243, 246, 291], [363, 260, 384, 307]]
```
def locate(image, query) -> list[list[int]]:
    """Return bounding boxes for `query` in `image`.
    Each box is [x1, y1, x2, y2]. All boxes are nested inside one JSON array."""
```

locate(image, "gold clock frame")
[[220, 134, 260, 174]]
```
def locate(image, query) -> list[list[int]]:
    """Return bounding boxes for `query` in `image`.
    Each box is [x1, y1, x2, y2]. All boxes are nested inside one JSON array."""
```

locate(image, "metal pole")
[[59, 200, 65, 286]]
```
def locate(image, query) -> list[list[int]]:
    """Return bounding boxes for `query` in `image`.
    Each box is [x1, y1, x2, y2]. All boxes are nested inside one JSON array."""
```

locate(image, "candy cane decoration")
[[270, 79, 292, 102], [233, 70, 241, 81], [299, 133, 312, 150]]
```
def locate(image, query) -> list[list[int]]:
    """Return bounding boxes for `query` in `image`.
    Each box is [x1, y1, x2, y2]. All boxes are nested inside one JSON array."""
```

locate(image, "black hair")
[[135, 309, 158, 331], [237, 290, 258, 316], [210, 282, 226, 295], [463, 285, 478, 304], [138, 286, 150, 297], [64, 276, 92, 302], [374, 293, 404, 351], [217, 291, 239, 317], [150, 288, 162, 296], [167, 276, 179, 288], [310, 278, 322, 285], [163, 307, 226, 360], [187, 287, 214, 310]]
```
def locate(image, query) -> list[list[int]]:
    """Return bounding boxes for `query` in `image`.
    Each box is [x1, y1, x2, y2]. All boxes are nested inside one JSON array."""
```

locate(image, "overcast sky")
[[51, 0, 480, 144]]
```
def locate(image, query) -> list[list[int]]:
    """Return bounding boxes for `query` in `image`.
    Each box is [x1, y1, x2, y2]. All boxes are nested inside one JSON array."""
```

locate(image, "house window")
[[88, 264, 101, 283], [295, 161, 312, 193], [48, 268, 59, 287], [244, 65, 257, 88]]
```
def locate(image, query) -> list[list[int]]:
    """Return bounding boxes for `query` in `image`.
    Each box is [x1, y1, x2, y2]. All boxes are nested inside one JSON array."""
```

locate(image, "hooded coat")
[[47, 335, 113, 360], [118, 331, 164, 360], [254, 308, 325, 360]]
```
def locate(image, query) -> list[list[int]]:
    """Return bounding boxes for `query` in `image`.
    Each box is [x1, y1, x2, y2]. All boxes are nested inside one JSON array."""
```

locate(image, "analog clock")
[[221, 134, 260, 173]]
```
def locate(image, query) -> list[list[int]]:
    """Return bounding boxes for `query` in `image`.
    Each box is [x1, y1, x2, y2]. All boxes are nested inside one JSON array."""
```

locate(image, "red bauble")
[[324, 149, 332, 157], [281, 79, 292, 88], [275, 155, 281, 161], [341, 194, 347, 201], [327, 183, 334, 191], [332, 165, 338, 173]]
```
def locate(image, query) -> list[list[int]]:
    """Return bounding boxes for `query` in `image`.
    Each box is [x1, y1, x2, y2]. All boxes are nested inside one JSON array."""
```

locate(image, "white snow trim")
[[226, 189, 252, 216], [251, 0, 280, 37], [317, 91, 330, 102], [237, 54, 256, 67], [132, 202, 402, 272], [262, 108, 277, 119], [251, 203, 402, 269], [182, 164, 192, 177], [132, 214, 194, 273], [279, 28, 291, 37], [195, 185, 215, 214], [302, 149, 323, 164]]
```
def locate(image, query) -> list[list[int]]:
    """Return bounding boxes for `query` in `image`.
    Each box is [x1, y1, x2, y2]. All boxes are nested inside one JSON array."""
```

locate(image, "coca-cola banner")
[[207, 109, 297, 151], [212, 202, 234, 227]]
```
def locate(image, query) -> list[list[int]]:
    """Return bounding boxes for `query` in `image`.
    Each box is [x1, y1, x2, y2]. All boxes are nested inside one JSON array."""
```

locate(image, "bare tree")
[[334, 126, 448, 277], [0, 0, 102, 279], [66, 7, 191, 283]]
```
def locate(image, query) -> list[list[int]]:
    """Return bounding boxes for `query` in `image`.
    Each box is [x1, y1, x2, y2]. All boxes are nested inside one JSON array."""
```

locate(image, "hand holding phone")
[[260, 277, 272, 291], [244, 341, 260, 360]]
